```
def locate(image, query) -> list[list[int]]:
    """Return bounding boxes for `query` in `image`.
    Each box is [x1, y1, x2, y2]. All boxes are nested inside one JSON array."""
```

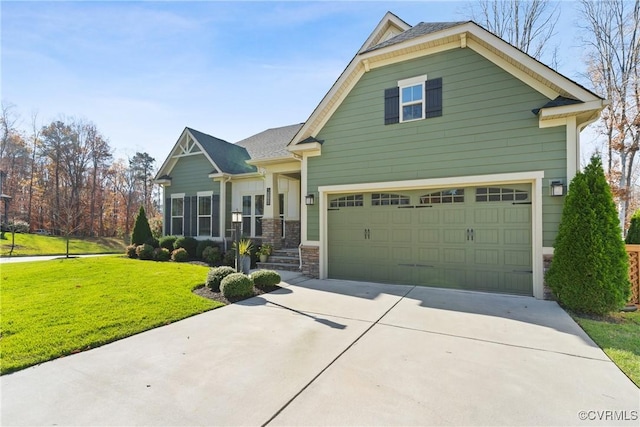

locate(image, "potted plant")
[[258, 244, 272, 263], [234, 238, 254, 274]]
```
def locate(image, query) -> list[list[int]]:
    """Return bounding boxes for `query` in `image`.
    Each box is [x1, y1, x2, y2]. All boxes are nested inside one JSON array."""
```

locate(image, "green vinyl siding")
[[166, 154, 219, 197], [307, 47, 566, 246]]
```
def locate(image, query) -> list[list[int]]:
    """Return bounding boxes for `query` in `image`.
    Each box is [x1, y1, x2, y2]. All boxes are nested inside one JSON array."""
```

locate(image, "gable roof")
[[186, 127, 256, 174], [154, 127, 256, 181], [236, 123, 303, 160], [289, 13, 606, 147]]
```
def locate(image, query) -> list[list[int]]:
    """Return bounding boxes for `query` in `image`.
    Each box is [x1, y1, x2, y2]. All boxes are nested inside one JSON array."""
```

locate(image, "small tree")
[[131, 206, 152, 246], [546, 156, 630, 315], [625, 210, 640, 244]]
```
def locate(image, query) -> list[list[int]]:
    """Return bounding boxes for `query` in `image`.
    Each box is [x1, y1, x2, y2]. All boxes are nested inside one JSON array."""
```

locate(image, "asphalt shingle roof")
[[363, 21, 469, 53], [186, 127, 256, 174], [532, 96, 583, 115], [236, 123, 303, 160]]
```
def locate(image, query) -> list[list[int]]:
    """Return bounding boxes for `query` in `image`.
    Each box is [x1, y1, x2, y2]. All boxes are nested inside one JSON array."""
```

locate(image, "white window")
[[398, 75, 427, 122], [171, 195, 184, 236], [242, 194, 264, 237], [198, 192, 212, 236]]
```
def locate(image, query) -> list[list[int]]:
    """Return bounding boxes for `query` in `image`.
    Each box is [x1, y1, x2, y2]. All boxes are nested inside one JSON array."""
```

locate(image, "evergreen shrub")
[[153, 247, 171, 261], [159, 235, 177, 251], [174, 236, 198, 258], [220, 273, 254, 299], [206, 266, 236, 292], [251, 270, 281, 289], [171, 248, 189, 262], [125, 244, 137, 259], [136, 243, 154, 260], [625, 210, 640, 244], [202, 246, 221, 266], [131, 206, 153, 245], [546, 156, 631, 315]]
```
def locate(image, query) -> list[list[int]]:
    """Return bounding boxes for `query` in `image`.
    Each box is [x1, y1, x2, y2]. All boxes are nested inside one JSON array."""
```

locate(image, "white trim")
[[196, 192, 214, 237], [155, 128, 222, 180], [566, 116, 578, 182], [171, 193, 185, 198], [317, 171, 545, 299], [197, 191, 213, 197], [397, 74, 427, 87]]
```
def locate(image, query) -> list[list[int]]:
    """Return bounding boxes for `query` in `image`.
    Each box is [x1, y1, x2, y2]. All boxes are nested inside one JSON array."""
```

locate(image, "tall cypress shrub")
[[546, 156, 630, 315], [625, 210, 640, 243], [131, 206, 153, 246]]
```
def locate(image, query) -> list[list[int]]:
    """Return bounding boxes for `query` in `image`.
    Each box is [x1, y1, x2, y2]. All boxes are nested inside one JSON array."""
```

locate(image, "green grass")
[[0, 257, 222, 374], [573, 310, 640, 387], [1, 233, 126, 256]]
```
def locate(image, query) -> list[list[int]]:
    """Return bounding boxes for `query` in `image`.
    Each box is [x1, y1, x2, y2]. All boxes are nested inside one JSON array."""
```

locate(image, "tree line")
[[0, 104, 158, 239]]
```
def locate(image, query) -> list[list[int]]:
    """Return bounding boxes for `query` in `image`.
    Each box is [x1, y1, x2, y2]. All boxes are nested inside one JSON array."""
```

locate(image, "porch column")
[[262, 172, 282, 249]]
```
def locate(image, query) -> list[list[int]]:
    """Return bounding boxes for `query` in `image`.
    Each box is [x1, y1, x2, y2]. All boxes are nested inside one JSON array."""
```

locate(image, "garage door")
[[327, 185, 532, 295]]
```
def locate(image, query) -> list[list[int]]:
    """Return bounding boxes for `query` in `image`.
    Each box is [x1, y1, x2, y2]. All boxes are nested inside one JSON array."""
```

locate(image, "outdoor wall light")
[[550, 181, 564, 197], [231, 210, 243, 224], [305, 194, 315, 206]]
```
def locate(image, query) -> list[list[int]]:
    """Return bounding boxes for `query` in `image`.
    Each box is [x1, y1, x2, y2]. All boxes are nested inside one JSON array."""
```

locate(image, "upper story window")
[[385, 75, 442, 125], [401, 83, 424, 122]]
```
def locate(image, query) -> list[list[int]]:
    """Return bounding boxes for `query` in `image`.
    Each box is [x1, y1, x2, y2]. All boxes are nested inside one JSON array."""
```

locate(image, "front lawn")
[[573, 310, 640, 387], [1, 233, 126, 256], [0, 256, 222, 374]]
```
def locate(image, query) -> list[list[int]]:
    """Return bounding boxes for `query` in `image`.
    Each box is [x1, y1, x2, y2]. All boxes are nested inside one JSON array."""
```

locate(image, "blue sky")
[[2, 1, 590, 165]]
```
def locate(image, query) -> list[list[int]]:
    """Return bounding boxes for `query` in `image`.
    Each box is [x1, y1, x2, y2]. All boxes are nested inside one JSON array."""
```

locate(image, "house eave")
[[246, 155, 300, 167], [538, 100, 607, 124], [288, 142, 322, 155]]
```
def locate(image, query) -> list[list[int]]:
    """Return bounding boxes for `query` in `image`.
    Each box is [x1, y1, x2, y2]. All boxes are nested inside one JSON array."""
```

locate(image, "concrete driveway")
[[2, 273, 638, 426]]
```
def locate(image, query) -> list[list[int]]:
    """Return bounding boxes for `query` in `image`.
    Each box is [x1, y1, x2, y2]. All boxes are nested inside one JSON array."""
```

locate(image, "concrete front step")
[[256, 261, 300, 272], [258, 247, 300, 271]]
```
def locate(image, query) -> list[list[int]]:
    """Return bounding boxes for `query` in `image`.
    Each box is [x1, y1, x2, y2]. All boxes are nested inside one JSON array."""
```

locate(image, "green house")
[[155, 12, 605, 299]]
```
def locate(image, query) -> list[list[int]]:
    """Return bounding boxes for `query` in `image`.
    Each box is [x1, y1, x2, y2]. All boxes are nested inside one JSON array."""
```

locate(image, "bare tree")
[[579, 0, 640, 230], [464, 0, 560, 67], [129, 152, 155, 214]]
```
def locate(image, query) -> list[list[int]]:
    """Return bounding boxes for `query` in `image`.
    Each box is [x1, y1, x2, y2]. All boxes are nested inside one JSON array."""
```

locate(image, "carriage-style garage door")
[[327, 185, 533, 295]]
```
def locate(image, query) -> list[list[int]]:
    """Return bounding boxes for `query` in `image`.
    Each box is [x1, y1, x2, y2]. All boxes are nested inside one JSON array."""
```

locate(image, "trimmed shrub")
[[125, 244, 137, 259], [222, 250, 236, 267], [202, 246, 221, 266], [136, 244, 154, 260], [153, 247, 171, 262], [159, 235, 178, 251], [251, 270, 281, 290], [220, 273, 254, 299], [206, 266, 237, 292], [145, 237, 159, 248], [546, 156, 631, 315], [626, 210, 640, 244], [131, 206, 153, 246], [174, 236, 198, 258], [171, 247, 189, 262], [10, 220, 30, 233], [196, 239, 217, 259]]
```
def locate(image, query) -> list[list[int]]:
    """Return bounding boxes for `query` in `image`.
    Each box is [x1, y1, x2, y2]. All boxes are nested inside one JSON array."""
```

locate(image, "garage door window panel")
[[371, 193, 410, 206], [476, 187, 529, 202], [420, 189, 465, 204], [330, 194, 364, 208]]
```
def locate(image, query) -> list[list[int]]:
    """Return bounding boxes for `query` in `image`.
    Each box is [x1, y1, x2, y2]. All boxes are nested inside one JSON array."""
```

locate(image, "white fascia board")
[[464, 25, 601, 103], [538, 100, 607, 120], [245, 156, 300, 167], [288, 142, 322, 155], [155, 128, 222, 179], [318, 171, 544, 194], [154, 179, 171, 186]]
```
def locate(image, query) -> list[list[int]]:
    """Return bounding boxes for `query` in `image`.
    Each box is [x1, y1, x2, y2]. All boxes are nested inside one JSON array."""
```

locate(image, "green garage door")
[[327, 185, 532, 295]]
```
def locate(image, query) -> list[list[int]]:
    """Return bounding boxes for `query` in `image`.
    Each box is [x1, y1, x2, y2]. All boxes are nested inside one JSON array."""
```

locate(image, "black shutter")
[[191, 196, 198, 236], [425, 78, 443, 118], [183, 196, 191, 236], [164, 198, 171, 235], [384, 87, 400, 124], [212, 195, 220, 237]]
